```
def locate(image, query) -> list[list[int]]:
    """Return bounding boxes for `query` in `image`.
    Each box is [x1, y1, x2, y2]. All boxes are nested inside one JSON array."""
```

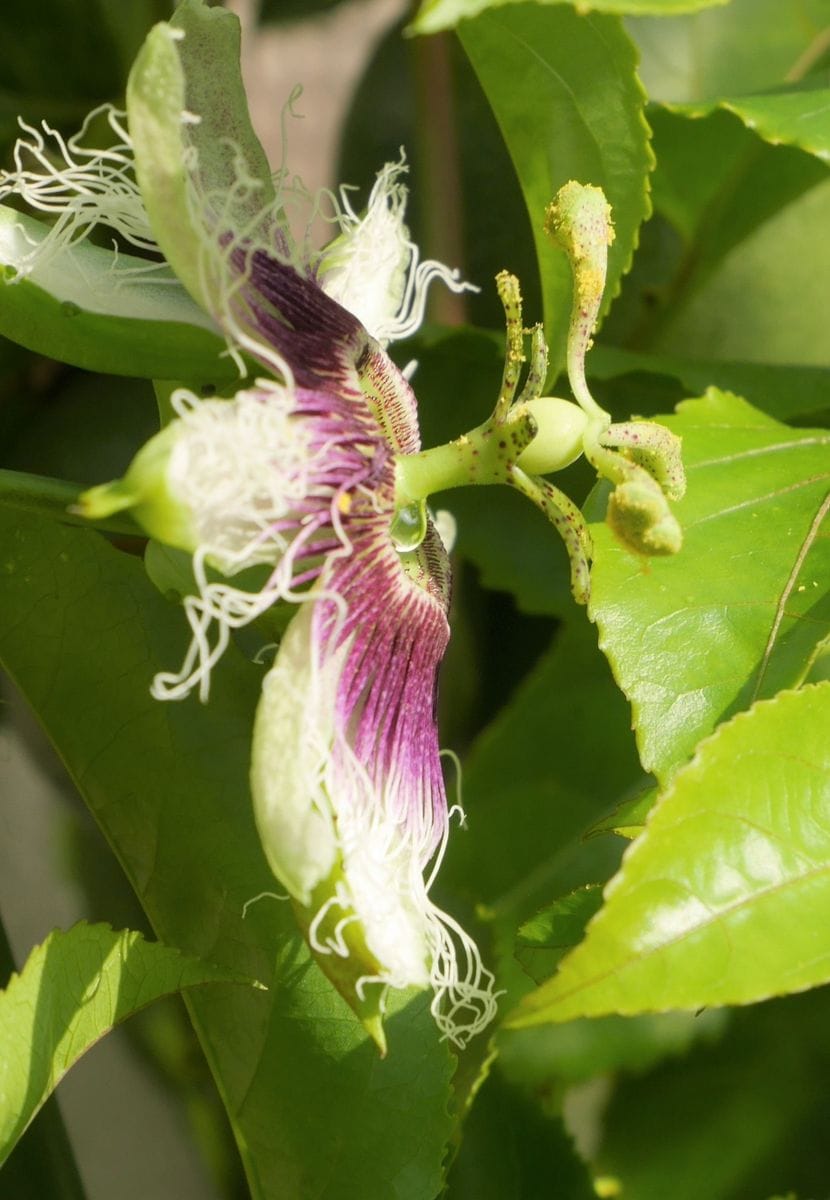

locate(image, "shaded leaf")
[[589, 345, 830, 423], [508, 683, 830, 1025], [0, 512, 456, 1200], [586, 786, 658, 841], [443, 617, 643, 924], [457, 6, 652, 376], [599, 989, 830, 1200], [444, 1068, 595, 1200], [589, 388, 830, 780], [499, 1005, 726, 1086], [653, 175, 830, 366], [515, 885, 604, 984], [647, 105, 828, 297], [629, 0, 830, 104], [0, 921, 256, 1165]]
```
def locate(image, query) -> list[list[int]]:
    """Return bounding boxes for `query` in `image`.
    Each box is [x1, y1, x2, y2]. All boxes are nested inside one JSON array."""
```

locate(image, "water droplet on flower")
[[390, 500, 427, 551]]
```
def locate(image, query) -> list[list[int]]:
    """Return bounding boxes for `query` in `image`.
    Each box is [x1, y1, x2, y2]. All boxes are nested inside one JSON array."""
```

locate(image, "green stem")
[[395, 409, 536, 505], [0, 469, 142, 537]]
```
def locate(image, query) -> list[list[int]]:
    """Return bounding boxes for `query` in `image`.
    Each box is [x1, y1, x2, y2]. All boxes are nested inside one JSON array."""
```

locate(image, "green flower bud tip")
[[601, 420, 686, 501], [606, 476, 683, 558], [516, 397, 588, 475], [77, 422, 198, 551]]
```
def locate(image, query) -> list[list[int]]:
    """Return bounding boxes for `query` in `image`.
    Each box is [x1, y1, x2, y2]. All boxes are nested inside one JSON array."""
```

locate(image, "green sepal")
[[127, 0, 275, 316], [78, 422, 197, 551], [291, 869, 390, 1056]]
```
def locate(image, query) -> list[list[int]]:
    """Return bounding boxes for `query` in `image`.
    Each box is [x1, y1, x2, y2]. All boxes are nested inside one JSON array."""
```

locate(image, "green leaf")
[[457, 6, 652, 377], [498, 1004, 726, 1086], [444, 618, 643, 924], [412, 0, 729, 38], [444, 1068, 596, 1200], [653, 175, 830, 365], [589, 388, 830, 781], [0, 513, 456, 1200], [508, 683, 830, 1026], [586, 785, 658, 841], [589, 345, 830, 423], [647, 106, 828, 296], [599, 990, 830, 1200], [629, 0, 830, 104], [0, 921, 255, 1165], [0, 206, 233, 384], [673, 81, 830, 162], [515, 885, 604, 984]]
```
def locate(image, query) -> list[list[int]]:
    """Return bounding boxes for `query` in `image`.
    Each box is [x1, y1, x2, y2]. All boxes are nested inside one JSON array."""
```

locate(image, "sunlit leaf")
[[589, 388, 830, 781], [0, 921, 256, 1165], [456, 6, 652, 376], [412, 0, 729, 38], [508, 683, 830, 1025], [674, 81, 830, 162]]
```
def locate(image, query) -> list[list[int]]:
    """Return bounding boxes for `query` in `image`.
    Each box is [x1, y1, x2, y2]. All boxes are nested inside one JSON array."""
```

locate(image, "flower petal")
[[126, 0, 275, 319]]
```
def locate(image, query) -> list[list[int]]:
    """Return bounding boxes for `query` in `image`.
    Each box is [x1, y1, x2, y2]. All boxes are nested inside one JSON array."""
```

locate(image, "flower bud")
[[77, 421, 198, 550], [516, 397, 588, 475], [606, 475, 683, 557]]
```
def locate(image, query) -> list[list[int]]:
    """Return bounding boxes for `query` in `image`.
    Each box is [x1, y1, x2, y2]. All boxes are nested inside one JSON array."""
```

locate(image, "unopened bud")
[[77, 422, 198, 550], [606, 475, 682, 557]]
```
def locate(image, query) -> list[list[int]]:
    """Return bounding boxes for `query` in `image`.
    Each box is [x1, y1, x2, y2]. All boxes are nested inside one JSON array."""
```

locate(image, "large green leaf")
[[646, 106, 828, 301], [629, 0, 830, 104], [445, 618, 642, 918], [457, 5, 652, 377], [589, 345, 830, 423], [444, 1069, 595, 1200], [588, 388, 830, 781], [0, 512, 456, 1200], [412, 0, 729, 38], [599, 989, 830, 1200], [0, 921, 255, 1165], [653, 175, 830, 365], [508, 683, 830, 1025]]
